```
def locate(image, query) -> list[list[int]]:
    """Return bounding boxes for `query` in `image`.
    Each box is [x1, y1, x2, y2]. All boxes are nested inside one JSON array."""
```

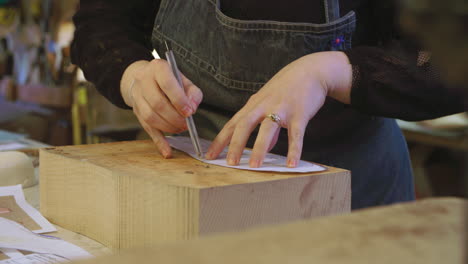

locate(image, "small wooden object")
[[40, 140, 350, 250], [0, 151, 36, 188]]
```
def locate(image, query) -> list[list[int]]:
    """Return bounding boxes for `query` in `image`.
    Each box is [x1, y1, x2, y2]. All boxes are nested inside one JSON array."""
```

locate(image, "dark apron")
[[151, 0, 415, 209]]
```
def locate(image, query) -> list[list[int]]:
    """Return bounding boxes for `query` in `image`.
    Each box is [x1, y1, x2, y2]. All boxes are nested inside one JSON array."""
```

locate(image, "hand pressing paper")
[[166, 136, 326, 173]]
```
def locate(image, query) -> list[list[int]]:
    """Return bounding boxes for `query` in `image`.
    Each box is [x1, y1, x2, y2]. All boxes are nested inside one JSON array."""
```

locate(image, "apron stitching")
[[216, 14, 355, 33], [324, 0, 330, 23], [213, 1, 355, 31], [154, 32, 266, 91], [154, 0, 171, 30], [212, 0, 350, 27], [207, 0, 216, 6]]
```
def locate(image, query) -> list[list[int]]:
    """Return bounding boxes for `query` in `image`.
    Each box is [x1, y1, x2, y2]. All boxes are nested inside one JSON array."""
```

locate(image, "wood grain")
[[40, 140, 350, 250], [73, 198, 468, 264]]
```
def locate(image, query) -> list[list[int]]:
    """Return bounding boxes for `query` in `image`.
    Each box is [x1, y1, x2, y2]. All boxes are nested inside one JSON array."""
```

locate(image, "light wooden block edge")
[[40, 149, 200, 249]]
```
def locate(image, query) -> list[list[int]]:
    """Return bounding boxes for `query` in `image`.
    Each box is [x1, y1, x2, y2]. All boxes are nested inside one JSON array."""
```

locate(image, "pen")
[[164, 41, 203, 158]]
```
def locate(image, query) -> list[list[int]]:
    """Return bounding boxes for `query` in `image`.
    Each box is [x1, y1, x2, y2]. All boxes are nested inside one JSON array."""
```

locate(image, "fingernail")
[[250, 159, 260, 168], [287, 159, 297, 168], [182, 105, 193, 116], [205, 150, 213, 159]]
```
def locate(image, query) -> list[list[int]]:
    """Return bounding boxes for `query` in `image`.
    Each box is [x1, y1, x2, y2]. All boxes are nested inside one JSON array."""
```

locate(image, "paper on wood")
[[166, 136, 326, 173]]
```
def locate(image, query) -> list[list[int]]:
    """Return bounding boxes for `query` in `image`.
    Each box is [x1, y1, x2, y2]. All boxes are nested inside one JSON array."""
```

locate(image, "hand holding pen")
[[164, 42, 203, 157], [119, 43, 203, 158]]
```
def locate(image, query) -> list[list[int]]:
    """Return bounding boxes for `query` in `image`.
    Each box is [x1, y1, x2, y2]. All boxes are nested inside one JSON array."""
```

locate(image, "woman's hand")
[[205, 51, 353, 168], [120, 59, 203, 158]]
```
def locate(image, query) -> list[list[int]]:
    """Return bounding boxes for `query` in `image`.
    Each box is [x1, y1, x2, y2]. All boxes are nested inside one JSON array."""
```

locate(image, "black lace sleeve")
[[346, 46, 466, 121], [71, 0, 160, 109], [344, 2, 466, 121]]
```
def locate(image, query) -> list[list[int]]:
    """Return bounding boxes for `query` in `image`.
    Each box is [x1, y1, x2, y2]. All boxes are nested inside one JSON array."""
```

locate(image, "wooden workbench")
[[74, 197, 467, 264]]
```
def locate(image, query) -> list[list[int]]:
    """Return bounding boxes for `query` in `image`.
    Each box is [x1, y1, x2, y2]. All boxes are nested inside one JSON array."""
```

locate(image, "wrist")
[[305, 51, 353, 104], [120, 60, 150, 107]]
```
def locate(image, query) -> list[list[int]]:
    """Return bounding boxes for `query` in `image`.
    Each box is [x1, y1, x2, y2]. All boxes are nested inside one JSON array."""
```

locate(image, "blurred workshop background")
[[0, 0, 467, 199]]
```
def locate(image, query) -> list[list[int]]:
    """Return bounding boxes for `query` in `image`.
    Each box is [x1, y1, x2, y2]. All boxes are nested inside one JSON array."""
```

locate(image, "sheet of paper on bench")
[[0, 142, 28, 152], [0, 218, 91, 261], [0, 248, 70, 264], [166, 136, 326, 173], [0, 185, 56, 234]]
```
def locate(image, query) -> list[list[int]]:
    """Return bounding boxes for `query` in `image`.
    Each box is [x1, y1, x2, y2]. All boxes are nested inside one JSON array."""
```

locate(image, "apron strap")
[[324, 0, 340, 23]]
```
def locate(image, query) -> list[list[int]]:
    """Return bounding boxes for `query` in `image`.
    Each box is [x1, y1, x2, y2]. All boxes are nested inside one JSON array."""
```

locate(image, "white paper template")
[[0, 248, 24, 259], [0, 143, 28, 152], [166, 136, 326, 173], [0, 218, 91, 261], [0, 185, 56, 234], [0, 253, 69, 264]]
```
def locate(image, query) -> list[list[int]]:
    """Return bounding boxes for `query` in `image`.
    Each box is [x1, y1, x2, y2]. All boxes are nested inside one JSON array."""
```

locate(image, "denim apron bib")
[[151, 0, 415, 209]]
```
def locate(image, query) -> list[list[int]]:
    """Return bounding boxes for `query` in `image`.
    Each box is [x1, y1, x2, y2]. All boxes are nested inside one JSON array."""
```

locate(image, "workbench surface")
[[16, 145, 467, 263], [75, 197, 467, 264]]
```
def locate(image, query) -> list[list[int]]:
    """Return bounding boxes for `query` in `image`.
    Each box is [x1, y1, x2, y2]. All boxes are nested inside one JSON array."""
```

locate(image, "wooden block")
[[40, 140, 350, 250], [73, 198, 467, 264]]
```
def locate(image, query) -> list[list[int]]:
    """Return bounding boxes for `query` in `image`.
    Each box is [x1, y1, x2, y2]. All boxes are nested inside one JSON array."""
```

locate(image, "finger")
[[138, 77, 187, 130], [204, 120, 235, 160], [204, 108, 245, 160], [286, 119, 307, 168], [205, 103, 261, 160], [153, 60, 194, 117], [250, 118, 281, 168], [135, 95, 184, 134], [134, 109, 172, 158], [181, 74, 203, 110], [205, 93, 266, 160], [226, 112, 264, 166], [268, 127, 281, 152]]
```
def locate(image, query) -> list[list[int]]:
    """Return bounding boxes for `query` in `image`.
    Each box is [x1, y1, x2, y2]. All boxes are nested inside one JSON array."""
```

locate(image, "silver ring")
[[266, 113, 281, 124]]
